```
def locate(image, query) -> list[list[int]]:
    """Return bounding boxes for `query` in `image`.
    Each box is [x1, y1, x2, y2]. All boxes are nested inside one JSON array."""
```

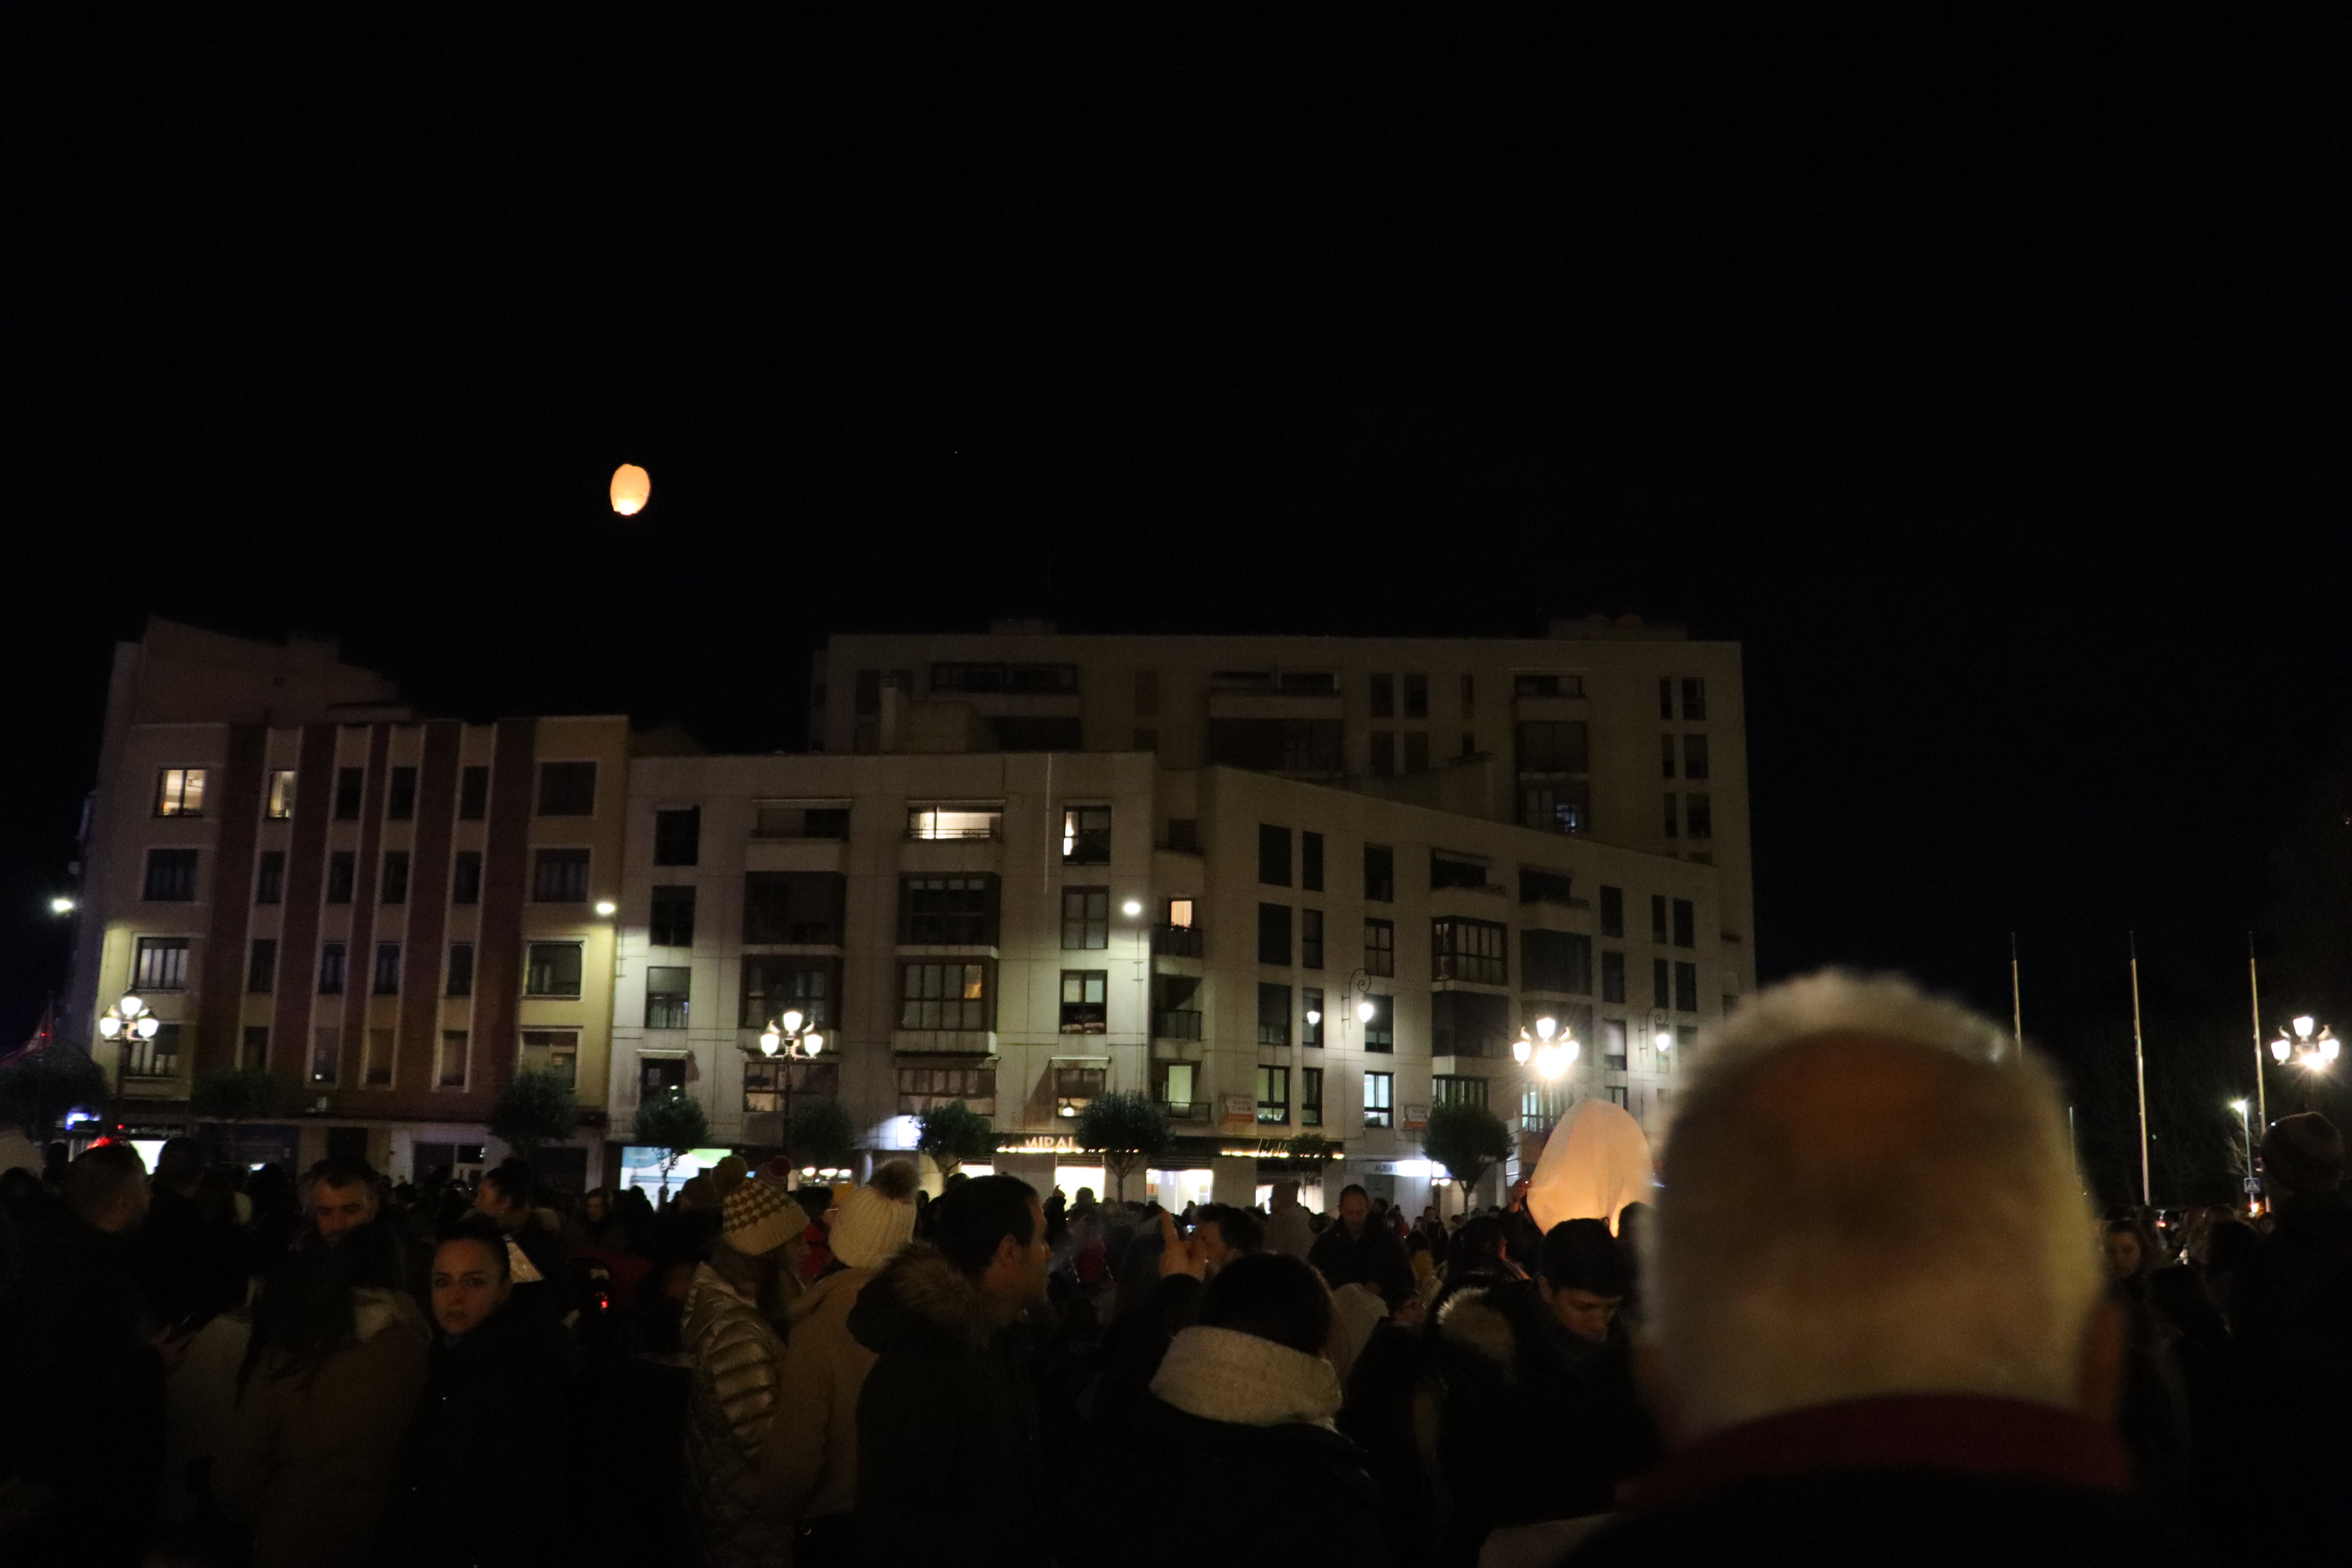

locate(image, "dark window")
[[1672, 898, 1695, 948], [319, 942, 348, 994], [1519, 867, 1574, 905], [1258, 824, 1291, 886], [900, 962, 990, 1030], [1432, 918, 1509, 985], [122, 1022, 182, 1080], [1663, 794, 1679, 838], [898, 875, 998, 946], [521, 1031, 579, 1089], [1060, 970, 1108, 1033], [1364, 918, 1395, 977], [334, 767, 365, 820], [1205, 718, 1342, 773], [1686, 794, 1713, 840], [639, 1056, 688, 1100], [1604, 1018, 1629, 1069], [1602, 951, 1627, 1004], [1370, 731, 1395, 775], [1431, 990, 1510, 1056], [387, 766, 417, 821], [650, 885, 696, 947], [255, 850, 285, 905], [1363, 845, 1394, 903], [1403, 732, 1430, 773], [929, 661, 1080, 694], [1062, 807, 1112, 865], [325, 851, 356, 904], [1516, 720, 1589, 773], [988, 715, 1083, 751], [1363, 994, 1394, 1052], [1301, 909, 1324, 970], [1523, 929, 1593, 994], [446, 943, 475, 998], [1683, 733, 1710, 780], [1370, 673, 1394, 717], [1653, 958, 1671, 1009], [1681, 678, 1707, 721], [247, 938, 278, 993], [381, 851, 410, 905], [1303, 988, 1325, 1047], [132, 936, 189, 991], [1257, 1065, 1289, 1123], [1434, 1075, 1490, 1108], [1134, 669, 1160, 717], [458, 766, 490, 820], [1519, 781, 1590, 835], [374, 942, 402, 994], [1164, 818, 1200, 853], [1061, 887, 1109, 950], [1404, 673, 1428, 718], [1600, 886, 1624, 938], [1257, 903, 1292, 966], [240, 1026, 269, 1073], [526, 942, 583, 997], [309, 1027, 340, 1085], [144, 849, 198, 902], [435, 1033, 467, 1088], [755, 803, 851, 839], [1675, 961, 1700, 1013], [532, 849, 590, 903], [450, 851, 482, 906], [654, 807, 701, 865], [1258, 982, 1292, 1046], [1515, 672, 1584, 697], [741, 956, 837, 1029], [1461, 672, 1477, 716], [1661, 734, 1677, 780], [1652, 895, 1669, 943], [1431, 855, 1488, 891], [1658, 677, 1674, 720], [1363, 1069, 1393, 1126], [537, 761, 597, 816], [747, 872, 851, 944], [1301, 831, 1324, 892], [646, 966, 691, 1029]]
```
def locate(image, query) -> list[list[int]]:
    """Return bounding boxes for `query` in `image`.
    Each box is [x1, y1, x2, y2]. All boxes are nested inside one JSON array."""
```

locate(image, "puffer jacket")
[[762, 1263, 882, 1530], [682, 1263, 789, 1568]]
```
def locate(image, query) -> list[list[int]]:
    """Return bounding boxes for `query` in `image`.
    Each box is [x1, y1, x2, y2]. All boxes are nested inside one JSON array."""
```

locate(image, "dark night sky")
[[11, 9, 2351, 1196]]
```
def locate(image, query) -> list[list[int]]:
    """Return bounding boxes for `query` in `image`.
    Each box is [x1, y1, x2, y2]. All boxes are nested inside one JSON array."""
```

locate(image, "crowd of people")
[[1, 969, 2350, 1567]]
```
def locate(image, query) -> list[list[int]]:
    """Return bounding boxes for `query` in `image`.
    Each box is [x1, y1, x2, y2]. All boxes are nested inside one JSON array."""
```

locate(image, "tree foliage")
[[490, 1069, 578, 1158], [1283, 1132, 1344, 1162], [1423, 1100, 1514, 1193], [0, 1049, 111, 1140], [789, 1096, 857, 1170], [917, 1101, 995, 1179], [189, 1068, 284, 1122], [633, 1092, 711, 1179], [1073, 1091, 1173, 1201]]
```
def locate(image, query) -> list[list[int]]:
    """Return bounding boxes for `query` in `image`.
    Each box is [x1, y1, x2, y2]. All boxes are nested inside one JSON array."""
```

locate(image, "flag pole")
[[2130, 932, 2151, 1207], [2009, 932, 2024, 1049], [2248, 932, 2269, 1132]]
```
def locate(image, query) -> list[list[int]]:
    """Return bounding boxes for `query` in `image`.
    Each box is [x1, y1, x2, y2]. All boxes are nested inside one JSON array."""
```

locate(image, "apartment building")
[[71, 622, 626, 1186]]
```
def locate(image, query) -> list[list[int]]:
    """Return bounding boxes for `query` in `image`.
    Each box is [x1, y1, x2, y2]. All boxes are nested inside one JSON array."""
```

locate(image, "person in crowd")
[[1612, 1201, 1651, 1334], [682, 1177, 801, 1568], [792, 1183, 837, 1282], [245, 1162, 301, 1265], [382, 1218, 570, 1568], [765, 1161, 920, 1566], [1191, 1201, 1263, 1274], [2100, 1217, 2191, 1499], [214, 1216, 429, 1568], [472, 1161, 573, 1327], [1076, 1251, 1386, 1568], [2230, 1111, 2352, 1556], [850, 1174, 1053, 1568], [139, 1135, 217, 1326], [563, 1187, 628, 1254], [1311, 1183, 1416, 1305], [1558, 971, 2191, 1566], [0, 1143, 170, 1568], [1263, 1178, 1314, 1259]]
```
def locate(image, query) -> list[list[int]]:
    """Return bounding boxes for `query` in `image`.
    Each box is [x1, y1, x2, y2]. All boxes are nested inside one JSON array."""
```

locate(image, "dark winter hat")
[[2261, 1112, 2345, 1196]]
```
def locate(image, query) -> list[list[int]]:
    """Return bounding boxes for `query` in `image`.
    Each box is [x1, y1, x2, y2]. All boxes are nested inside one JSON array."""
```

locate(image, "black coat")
[[1310, 1220, 1415, 1303], [848, 1244, 1045, 1568], [381, 1303, 572, 1568], [2228, 1188, 2352, 1555]]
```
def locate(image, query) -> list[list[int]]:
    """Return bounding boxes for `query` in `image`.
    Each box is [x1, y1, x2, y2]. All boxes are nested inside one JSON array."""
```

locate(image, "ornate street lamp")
[[2269, 1014, 2339, 1110], [742, 1010, 826, 1176], [98, 993, 161, 1077]]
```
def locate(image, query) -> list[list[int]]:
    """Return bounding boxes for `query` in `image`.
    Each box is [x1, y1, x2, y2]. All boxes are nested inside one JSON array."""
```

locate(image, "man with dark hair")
[[1191, 1202, 1263, 1272], [850, 1174, 1052, 1566], [307, 1155, 382, 1245], [1309, 1183, 1414, 1305]]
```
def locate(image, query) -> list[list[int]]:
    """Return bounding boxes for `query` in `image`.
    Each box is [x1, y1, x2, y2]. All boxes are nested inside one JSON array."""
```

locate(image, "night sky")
[[13, 11, 2350, 1200]]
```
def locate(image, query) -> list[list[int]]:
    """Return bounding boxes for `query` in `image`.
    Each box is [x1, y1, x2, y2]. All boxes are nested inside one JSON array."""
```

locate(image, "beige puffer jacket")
[[682, 1263, 789, 1568], [762, 1263, 882, 1527]]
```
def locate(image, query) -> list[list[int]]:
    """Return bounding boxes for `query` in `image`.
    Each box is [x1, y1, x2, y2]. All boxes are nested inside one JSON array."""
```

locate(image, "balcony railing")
[[1159, 1100, 1212, 1122], [1152, 1010, 1204, 1041], [1152, 924, 1204, 958]]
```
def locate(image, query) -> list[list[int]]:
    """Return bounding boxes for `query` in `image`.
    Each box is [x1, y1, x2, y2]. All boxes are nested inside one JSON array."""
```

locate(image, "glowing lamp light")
[[1535, 1016, 1557, 1042], [138, 1017, 160, 1039], [2230, 1099, 2250, 1114], [1058, 1103, 1077, 1118], [1535, 1043, 1567, 1080], [1513, 1035, 1532, 1065], [1305, 1009, 1322, 1026], [1357, 998, 1377, 1024], [759, 1029, 782, 1056], [2325, 1033, 2342, 1064], [1122, 899, 1143, 917], [49, 897, 74, 915], [2294, 1015, 2317, 1040], [780, 1009, 805, 1036], [804, 1032, 824, 1054], [2272, 1036, 2294, 1064], [610, 463, 651, 516], [594, 899, 618, 917], [121, 995, 144, 1016], [98, 1016, 122, 1039]]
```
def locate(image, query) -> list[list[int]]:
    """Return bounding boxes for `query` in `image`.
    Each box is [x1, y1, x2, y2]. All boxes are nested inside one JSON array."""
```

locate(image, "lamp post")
[[2269, 1014, 2339, 1111], [98, 993, 160, 1078], [743, 1010, 826, 1177], [1513, 1014, 1577, 1141]]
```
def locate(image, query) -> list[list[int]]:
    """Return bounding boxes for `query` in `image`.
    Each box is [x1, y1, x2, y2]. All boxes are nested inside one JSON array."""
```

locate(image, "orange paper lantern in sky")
[[610, 463, 651, 516]]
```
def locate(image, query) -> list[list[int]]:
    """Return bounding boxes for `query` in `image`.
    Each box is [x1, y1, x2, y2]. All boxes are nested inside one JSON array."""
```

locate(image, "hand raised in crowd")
[[1158, 1208, 1206, 1280]]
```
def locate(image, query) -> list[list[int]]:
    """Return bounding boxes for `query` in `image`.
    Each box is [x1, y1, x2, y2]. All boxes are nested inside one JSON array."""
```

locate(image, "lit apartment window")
[[651, 885, 696, 947], [1256, 1065, 1289, 1124], [645, 966, 690, 1029], [1059, 971, 1108, 1033], [318, 943, 348, 995], [537, 761, 597, 816], [133, 936, 190, 991], [908, 805, 1001, 840], [1062, 807, 1111, 865], [436, 1031, 469, 1089], [654, 806, 702, 863], [1363, 1071, 1394, 1129], [1160, 1062, 1197, 1114], [155, 768, 206, 817], [519, 1030, 579, 1088], [144, 849, 198, 903], [525, 942, 583, 998], [446, 943, 475, 998], [1165, 897, 1194, 928], [1062, 887, 1109, 950], [532, 848, 590, 903], [901, 962, 989, 1030], [386, 766, 417, 821], [265, 770, 296, 819]]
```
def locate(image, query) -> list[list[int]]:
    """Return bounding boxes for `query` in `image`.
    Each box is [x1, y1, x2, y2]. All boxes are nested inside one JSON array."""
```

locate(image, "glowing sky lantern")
[[1525, 1096, 1657, 1234], [610, 463, 651, 516]]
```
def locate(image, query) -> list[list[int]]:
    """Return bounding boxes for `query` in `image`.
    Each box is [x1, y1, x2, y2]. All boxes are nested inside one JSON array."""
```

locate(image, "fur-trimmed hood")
[[1151, 1325, 1341, 1429], [1436, 1285, 1523, 1374], [847, 1241, 1007, 1352]]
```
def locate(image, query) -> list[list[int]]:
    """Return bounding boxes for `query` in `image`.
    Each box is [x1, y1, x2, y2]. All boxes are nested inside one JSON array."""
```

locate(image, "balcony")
[[1152, 924, 1204, 959], [889, 1029, 998, 1056], [1152, 1010, 1204, 1041], [1159, 1100, 1212, 1123]]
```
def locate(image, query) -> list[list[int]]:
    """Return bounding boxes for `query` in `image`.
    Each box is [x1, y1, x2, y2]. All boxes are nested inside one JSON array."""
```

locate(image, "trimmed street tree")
[[189, 1068, 285, 1123], [489, 1069, 578, 1163], [1073, 1090, 1173, 1202], [917, 1100, 994, 1181], [1424, 1099, 1514, 1198], [0, 1048, 111, 1141], [1283, 1132, 1344, 1162], [633, 1092, 710, 1186], [789, 1097, 857, 1173]]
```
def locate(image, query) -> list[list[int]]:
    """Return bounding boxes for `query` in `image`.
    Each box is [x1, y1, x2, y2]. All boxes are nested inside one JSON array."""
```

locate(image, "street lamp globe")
[[1513, 1034, 1532, 1066], [2230, 1098, 2250, 1115], [2294, 1015, 2317, 1041], [780, 1009, 804, 1036], [2272, 1036, 2293, 1064], [759, 1028, 782, 1056], [1535, 1016, 1557, 1042], [1357, 999, 1377, 1024], [804, 1032, 824, 1054]]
